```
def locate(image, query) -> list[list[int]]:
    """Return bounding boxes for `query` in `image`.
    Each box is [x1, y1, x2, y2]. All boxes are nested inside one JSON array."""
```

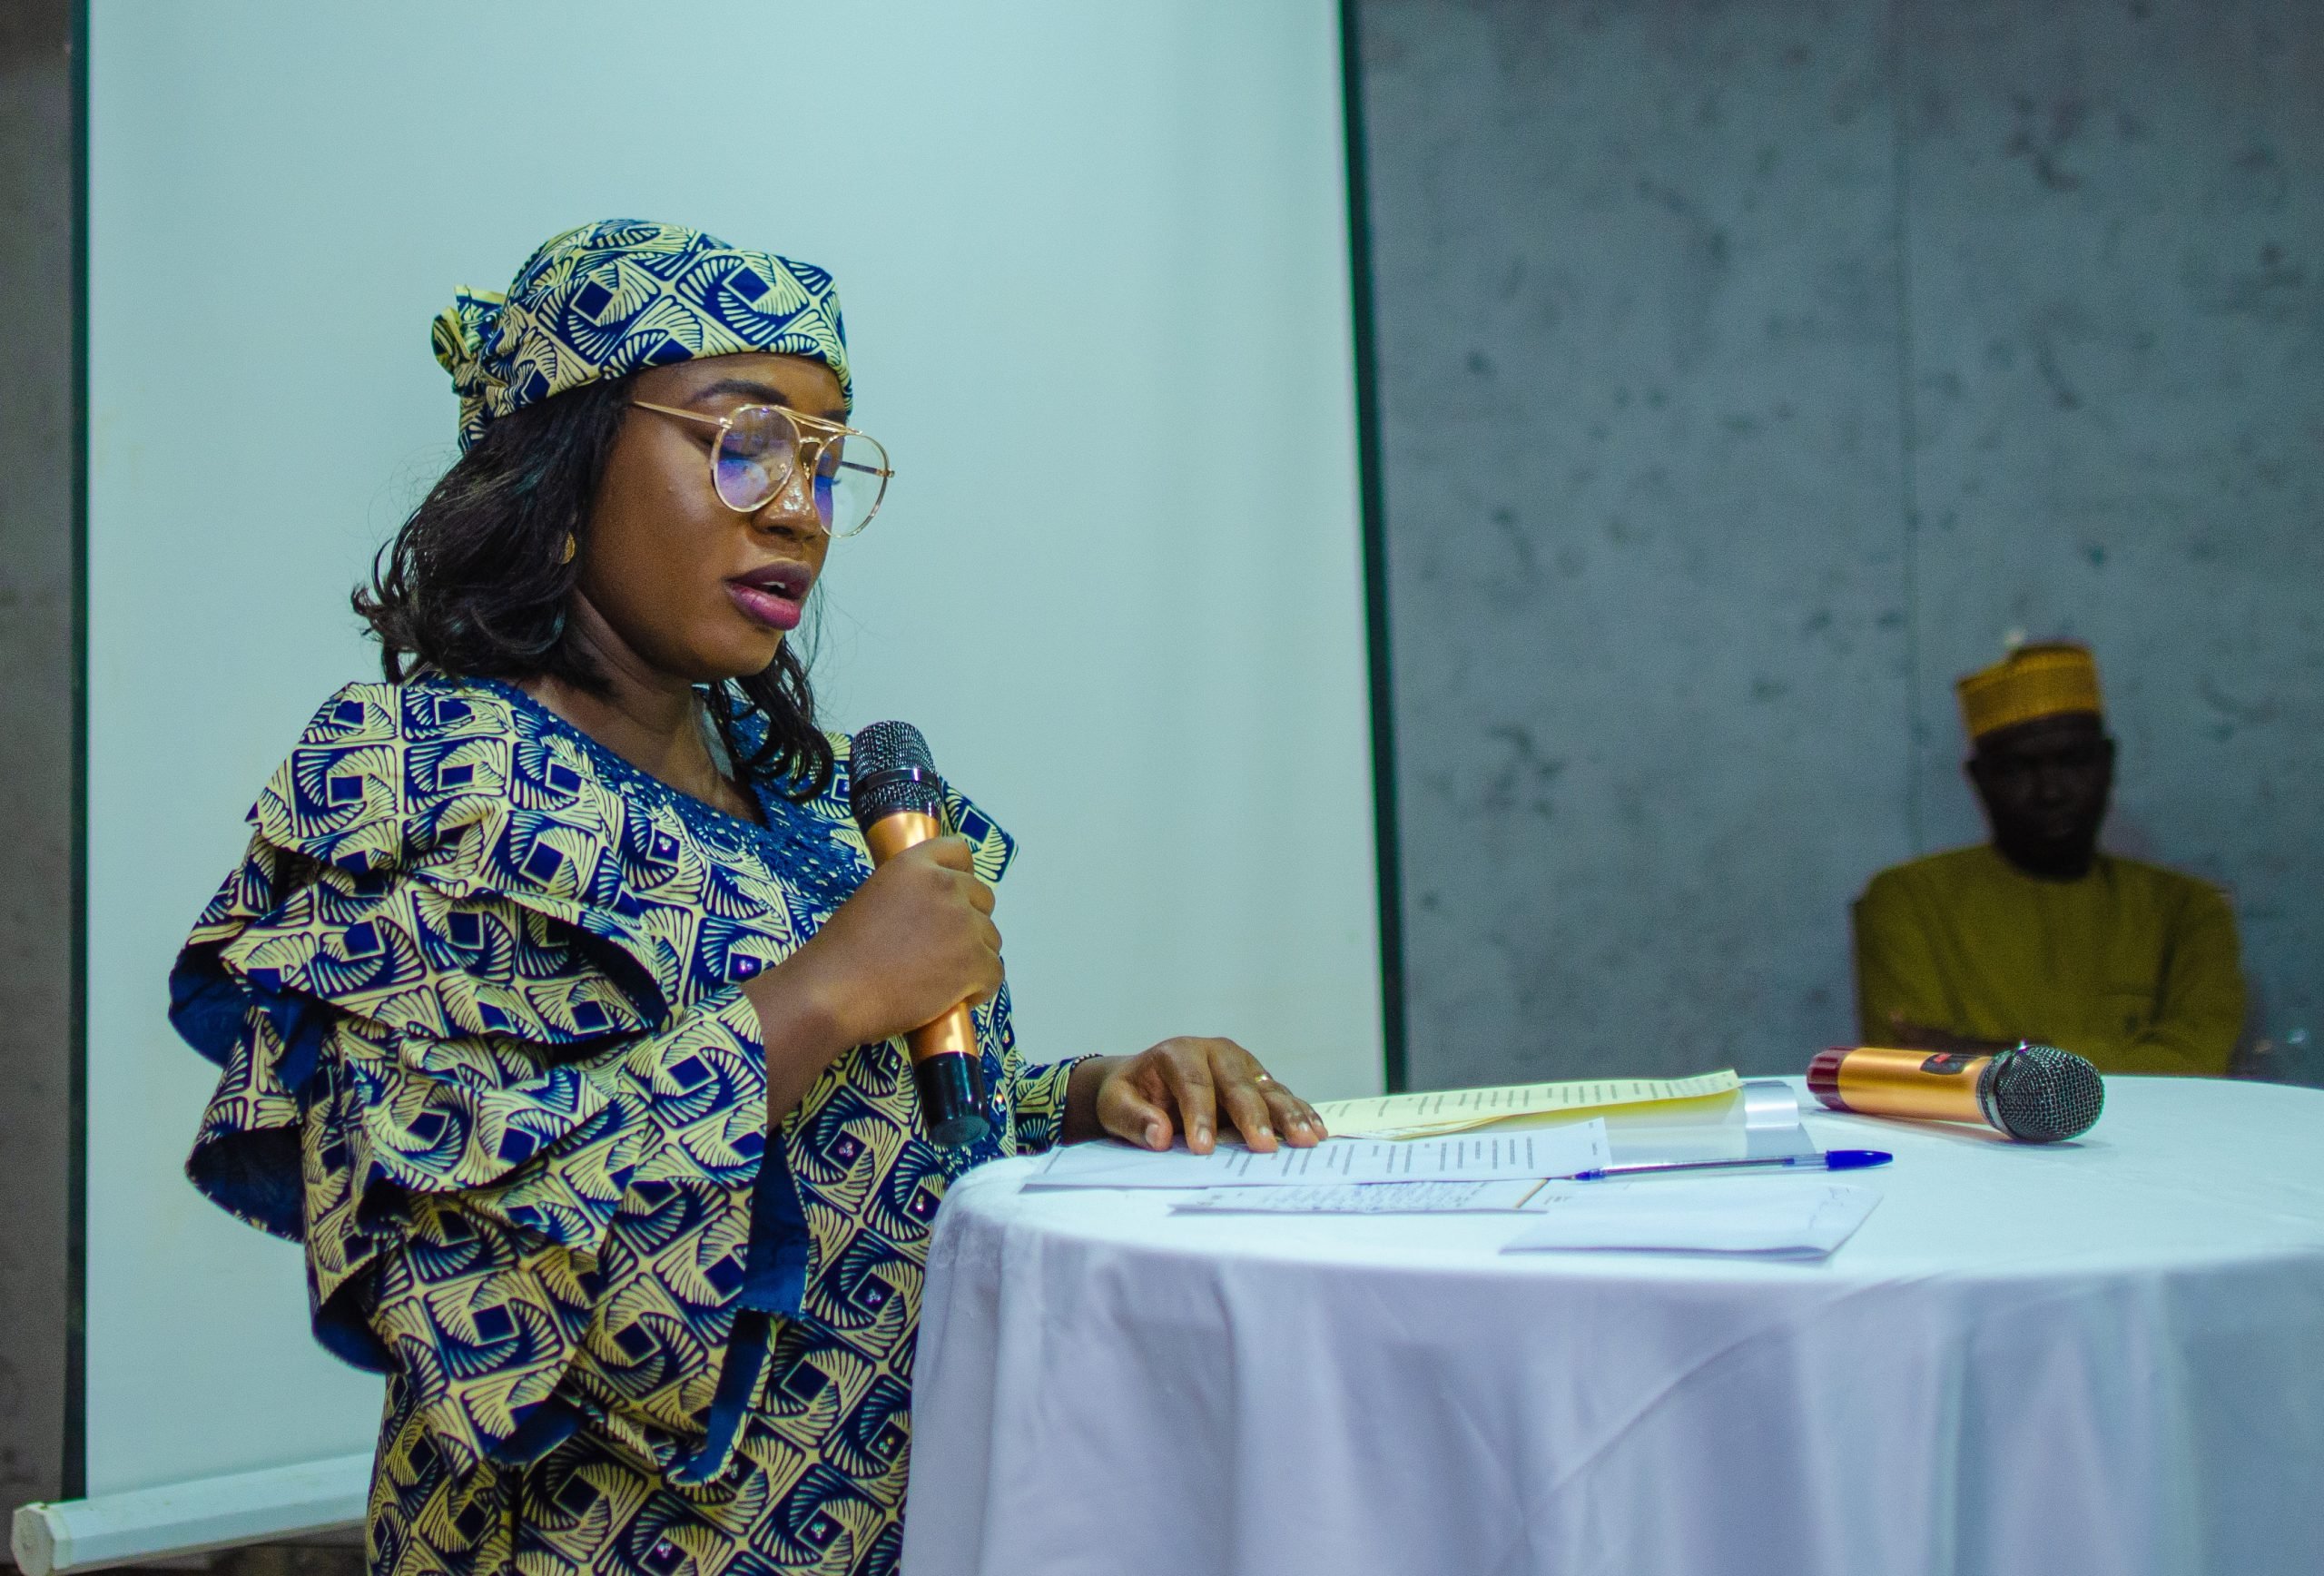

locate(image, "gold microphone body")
[[1807, 1043, 2103, 1142], [860, 810, 982, 1072]]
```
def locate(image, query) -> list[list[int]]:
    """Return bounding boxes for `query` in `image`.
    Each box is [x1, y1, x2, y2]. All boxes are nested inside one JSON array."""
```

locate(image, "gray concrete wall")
[[1355, 0, 2324, 1088], [0, 0, 76, 1532], [1901, 1, 2324, 1082]]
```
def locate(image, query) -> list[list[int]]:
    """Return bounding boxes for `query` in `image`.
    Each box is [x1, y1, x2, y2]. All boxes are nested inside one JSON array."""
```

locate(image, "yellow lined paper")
[[1313, 1070, 1742, 1140]]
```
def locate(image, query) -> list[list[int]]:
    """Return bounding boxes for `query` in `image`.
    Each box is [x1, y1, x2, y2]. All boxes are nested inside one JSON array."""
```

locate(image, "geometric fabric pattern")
[[432, 219, 852, 451], [172, 675, 1076, 1575]]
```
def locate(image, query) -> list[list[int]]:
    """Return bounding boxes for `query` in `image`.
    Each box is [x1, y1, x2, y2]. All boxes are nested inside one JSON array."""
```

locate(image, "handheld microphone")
[[1807, 1042, 2103, 1142], [848, 721, 992, 1149]]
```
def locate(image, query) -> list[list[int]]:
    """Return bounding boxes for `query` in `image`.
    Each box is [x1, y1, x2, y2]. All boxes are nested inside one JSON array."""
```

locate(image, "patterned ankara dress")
[[171, 675, 1078, 1576]]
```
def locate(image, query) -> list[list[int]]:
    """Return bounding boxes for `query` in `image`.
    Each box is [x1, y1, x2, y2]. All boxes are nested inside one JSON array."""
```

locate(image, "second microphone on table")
[[1806, 1042, 2103, 1141], [848, 720, 993, 1149]]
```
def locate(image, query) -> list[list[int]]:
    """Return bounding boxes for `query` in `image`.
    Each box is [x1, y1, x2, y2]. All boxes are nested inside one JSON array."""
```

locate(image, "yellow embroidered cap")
[[1955, 641, 2103, 740]]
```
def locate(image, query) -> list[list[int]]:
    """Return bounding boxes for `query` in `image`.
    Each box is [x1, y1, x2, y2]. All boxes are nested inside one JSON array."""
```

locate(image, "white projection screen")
[[84, 0, 1379, 1500]]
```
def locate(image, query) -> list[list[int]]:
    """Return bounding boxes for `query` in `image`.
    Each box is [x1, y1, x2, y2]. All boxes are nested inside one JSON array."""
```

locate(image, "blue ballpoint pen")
[[1572, 1148, 1892, 1181]]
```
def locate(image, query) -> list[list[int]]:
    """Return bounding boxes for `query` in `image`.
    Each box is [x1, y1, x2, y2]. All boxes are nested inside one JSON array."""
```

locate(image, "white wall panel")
[[86, 0, 1374, 1494]]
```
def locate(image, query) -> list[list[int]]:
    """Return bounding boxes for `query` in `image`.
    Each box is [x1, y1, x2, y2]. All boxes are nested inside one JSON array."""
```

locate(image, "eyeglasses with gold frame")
[[632, 399, 893, 537]]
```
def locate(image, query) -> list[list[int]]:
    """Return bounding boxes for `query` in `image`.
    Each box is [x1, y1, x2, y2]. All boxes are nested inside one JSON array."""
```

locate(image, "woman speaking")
[[170, 220, 1323, 1576]]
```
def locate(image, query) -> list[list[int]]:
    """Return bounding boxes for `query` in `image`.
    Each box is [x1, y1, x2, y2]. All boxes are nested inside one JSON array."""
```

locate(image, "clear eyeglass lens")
[[713, 406, 799, 511], [814, 432, 891, 537]]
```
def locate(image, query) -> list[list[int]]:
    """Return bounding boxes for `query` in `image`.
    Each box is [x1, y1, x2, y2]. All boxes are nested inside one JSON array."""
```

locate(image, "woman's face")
[[578, 350, 847, 685]]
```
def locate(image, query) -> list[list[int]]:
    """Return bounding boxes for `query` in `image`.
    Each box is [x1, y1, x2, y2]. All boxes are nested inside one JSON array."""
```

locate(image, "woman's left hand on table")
[[1065, 1038, 1326, 1153]]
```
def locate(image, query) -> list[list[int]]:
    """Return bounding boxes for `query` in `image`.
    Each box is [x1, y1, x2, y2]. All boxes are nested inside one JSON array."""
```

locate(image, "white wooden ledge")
[[10, 1453, 369, 1574]]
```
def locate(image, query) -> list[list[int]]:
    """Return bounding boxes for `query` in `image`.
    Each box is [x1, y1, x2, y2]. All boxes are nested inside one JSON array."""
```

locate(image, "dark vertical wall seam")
[[64, 0, 89, 1503], [1338, 0, 1408, 1092], [1, 0, 78, 1519]]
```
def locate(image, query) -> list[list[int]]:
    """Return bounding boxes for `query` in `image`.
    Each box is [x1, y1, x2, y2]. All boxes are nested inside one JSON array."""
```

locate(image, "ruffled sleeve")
[[172, 682, 811, 1480], [178, 682, 1088, 1485]]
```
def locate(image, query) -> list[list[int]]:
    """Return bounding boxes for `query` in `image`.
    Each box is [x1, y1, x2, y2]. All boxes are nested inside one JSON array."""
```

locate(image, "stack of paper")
[[1026, 1120, 1610, 1190], [1502, 1178, 1880, 1259], [1172, 1179, 1555, 1215], [1312, 1070, 1742, 1141]]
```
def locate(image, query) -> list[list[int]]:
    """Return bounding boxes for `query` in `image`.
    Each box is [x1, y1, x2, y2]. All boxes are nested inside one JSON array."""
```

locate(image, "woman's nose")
[[755, 465, 825, 537]]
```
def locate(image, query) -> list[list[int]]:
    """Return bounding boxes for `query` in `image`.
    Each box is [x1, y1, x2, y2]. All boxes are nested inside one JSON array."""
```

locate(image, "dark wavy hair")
[[354, 374, 833, 798]]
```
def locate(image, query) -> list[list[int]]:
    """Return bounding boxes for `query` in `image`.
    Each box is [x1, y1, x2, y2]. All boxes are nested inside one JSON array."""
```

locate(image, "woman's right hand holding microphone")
[[744, 834, 1002, 1118]]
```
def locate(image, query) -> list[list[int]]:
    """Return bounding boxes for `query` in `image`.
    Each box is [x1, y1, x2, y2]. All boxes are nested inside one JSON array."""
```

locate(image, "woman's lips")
[[726, 563, 812, 632], [726, 578, 804, 631]]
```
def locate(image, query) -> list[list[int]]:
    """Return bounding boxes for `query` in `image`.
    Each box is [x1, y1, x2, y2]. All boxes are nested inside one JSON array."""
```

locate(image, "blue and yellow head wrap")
[[432, 219, 851, 450]]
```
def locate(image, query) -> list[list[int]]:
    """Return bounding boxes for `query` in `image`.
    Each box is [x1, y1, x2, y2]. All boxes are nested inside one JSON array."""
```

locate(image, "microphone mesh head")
[[1984, 1043, 2104, 1141], [849, 721, 942, 822]]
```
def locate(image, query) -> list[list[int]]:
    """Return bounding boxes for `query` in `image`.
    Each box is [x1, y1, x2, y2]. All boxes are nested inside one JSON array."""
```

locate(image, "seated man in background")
[[1853, 641, 2244, 1075]]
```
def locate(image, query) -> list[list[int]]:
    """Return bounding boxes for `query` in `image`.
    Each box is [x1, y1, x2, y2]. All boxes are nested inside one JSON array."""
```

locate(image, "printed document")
[[1171, 1179, 1557, 1215], [1314, 1070, 1741, 1140], [1027, 1120, 1610, 1190], [1502, 1177, 1880, 1259]]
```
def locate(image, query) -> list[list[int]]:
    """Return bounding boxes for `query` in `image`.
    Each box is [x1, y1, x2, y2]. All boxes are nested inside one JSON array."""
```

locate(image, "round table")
[[900, 1077, 2324, 1576]]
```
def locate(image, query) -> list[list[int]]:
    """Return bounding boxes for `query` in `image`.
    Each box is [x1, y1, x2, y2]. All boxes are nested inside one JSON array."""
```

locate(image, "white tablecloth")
[[901, 1077, 2324, 1576]]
